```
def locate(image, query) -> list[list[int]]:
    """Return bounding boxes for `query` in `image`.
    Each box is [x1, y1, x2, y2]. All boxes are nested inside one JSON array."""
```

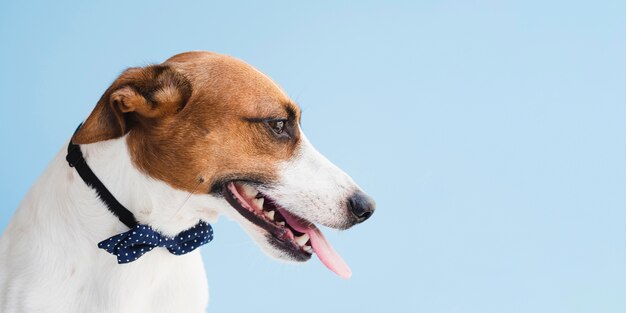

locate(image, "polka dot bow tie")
[[98, 222, 213, 264]]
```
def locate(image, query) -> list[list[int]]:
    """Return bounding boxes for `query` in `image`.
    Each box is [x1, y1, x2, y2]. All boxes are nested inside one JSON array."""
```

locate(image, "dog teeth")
[[277, 221, 285, 226], [303, 245, 313, 253], [252, 197, 264, 209], [295, 234, 309, 247], [240, 184, 258, 198], [264, 210, 275, 220]]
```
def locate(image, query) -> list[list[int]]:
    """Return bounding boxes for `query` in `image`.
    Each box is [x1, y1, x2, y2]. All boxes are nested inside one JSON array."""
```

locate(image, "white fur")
[[0, 137, 220, 313], [0, 129, 360, 312], [259, 132, 361, 230]]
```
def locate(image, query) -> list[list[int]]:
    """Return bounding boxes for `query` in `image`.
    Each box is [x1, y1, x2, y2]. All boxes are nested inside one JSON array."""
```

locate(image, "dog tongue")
[[281, 211, 352, 279]]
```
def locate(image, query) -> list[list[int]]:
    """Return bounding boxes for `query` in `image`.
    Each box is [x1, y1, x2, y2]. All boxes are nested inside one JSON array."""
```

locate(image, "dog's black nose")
[[348, 191, 375, 223]]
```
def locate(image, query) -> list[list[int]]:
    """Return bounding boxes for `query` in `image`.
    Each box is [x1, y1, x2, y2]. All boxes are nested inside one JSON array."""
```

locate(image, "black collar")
[[66, 124, 138, 229]]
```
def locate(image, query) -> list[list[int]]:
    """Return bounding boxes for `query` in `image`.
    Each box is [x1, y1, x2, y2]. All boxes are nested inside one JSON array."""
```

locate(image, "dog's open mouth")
[[223, 181, 351, 278]]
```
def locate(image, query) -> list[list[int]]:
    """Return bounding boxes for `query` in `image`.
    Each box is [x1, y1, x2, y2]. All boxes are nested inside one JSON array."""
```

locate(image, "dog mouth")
[[223, 181, 352, 279]]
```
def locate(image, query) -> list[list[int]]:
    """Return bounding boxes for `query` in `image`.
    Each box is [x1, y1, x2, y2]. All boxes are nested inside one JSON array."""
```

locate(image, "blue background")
[[1, 1, 625, 312]]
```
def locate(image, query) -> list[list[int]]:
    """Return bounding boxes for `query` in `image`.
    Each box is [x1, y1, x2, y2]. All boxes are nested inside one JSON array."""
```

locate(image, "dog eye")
[[267, 120, 286, 136]]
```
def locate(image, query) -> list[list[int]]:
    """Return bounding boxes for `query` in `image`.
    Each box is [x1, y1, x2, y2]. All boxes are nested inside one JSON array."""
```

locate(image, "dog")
[[0, 51, 375, 313]]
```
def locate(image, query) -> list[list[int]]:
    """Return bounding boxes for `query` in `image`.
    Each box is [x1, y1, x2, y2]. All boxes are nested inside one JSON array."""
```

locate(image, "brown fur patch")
[[73, 65, 192, 144], [74, 52, 302, 194]]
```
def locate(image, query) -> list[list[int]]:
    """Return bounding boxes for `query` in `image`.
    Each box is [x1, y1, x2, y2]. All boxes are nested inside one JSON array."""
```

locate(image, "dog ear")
[[72, 65, 192, 144]]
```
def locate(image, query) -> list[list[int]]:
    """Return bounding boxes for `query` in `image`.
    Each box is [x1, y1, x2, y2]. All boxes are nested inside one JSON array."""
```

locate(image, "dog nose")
[[348, 191, 375, 223]]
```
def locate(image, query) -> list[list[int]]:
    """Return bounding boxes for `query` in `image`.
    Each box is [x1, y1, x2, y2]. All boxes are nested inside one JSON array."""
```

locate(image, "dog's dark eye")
[[267, 120, 286, 136]]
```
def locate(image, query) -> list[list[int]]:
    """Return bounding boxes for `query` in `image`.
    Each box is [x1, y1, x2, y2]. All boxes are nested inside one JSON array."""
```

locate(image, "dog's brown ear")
[[72, 65, 192, 144]]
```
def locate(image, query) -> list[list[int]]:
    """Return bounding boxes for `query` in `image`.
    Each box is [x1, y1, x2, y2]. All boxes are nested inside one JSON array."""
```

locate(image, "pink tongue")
[[281, 211, 352, 279]]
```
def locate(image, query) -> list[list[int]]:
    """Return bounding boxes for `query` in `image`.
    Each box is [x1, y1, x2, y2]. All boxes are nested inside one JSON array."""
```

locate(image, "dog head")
[[73, 51, 375, 277]]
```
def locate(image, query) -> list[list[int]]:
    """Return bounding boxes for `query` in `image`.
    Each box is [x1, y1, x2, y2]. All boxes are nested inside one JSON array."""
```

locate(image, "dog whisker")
[[167, 180, 203, 222]]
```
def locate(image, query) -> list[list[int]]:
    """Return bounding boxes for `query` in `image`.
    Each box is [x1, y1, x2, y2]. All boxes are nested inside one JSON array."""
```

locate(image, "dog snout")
[[347, 191, 375, 223]]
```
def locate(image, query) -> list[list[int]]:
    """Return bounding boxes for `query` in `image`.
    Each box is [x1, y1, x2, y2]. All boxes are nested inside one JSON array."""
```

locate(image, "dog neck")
[[78, 135, 221, 236], [2, 136, 213, 312], [20, 135, 221, 243]]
